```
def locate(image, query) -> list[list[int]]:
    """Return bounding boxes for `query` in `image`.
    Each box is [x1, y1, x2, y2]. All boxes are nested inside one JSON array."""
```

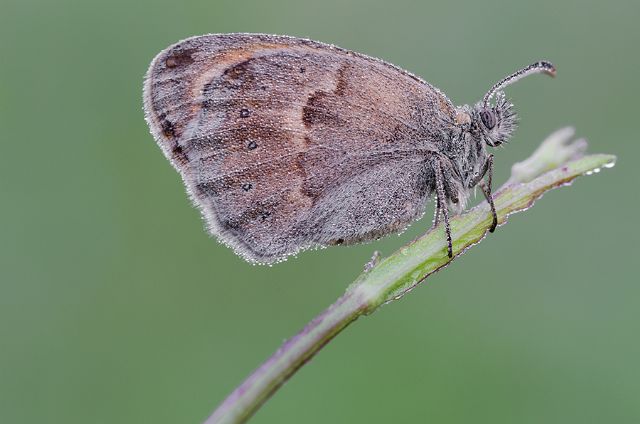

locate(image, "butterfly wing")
[[143, 33, 456, 263]]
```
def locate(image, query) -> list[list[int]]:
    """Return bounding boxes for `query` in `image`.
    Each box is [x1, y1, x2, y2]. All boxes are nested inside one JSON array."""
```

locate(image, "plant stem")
[[203, 128, 616, 424], [204, 289, 369, 424]]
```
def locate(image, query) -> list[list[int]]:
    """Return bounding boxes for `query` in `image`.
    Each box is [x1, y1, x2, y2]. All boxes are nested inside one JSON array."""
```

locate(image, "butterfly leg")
[[364, 251, 382, 272], [433, 159, 453, 258], [432, 193, 441, 229], [477, 154, 498, 232]]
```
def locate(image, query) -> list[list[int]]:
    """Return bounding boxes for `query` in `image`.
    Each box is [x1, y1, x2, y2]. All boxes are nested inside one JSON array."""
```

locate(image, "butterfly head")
[[470, 92, 517, 147]]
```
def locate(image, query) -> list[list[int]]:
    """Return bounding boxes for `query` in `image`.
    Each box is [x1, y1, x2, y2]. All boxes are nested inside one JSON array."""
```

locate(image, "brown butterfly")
[[143, 33, 554, 264]]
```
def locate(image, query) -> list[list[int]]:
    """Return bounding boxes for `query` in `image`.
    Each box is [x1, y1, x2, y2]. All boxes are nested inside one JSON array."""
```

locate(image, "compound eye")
[[480, 109, 496, 130]]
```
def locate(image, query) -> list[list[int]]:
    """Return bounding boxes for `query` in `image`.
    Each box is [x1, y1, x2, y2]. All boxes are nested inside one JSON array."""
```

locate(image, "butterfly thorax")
[[427, 106, 489, 209]]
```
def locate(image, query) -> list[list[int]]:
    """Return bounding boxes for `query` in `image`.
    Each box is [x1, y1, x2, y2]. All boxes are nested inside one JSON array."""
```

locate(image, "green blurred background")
[[1, 0, 638, 422]]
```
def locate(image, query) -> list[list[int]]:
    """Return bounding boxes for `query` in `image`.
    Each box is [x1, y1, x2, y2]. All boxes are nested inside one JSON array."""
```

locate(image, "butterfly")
[[143, 33, 554, 264]]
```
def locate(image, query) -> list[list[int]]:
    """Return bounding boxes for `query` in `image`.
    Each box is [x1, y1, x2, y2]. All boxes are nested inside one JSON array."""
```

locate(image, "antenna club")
[[536, 60, 557, 77]]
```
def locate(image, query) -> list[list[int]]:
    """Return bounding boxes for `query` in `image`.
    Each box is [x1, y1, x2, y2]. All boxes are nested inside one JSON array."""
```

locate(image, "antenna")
[[482, 61, 556, 108]]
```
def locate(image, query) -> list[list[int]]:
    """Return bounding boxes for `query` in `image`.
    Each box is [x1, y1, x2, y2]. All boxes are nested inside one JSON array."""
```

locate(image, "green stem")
[[203, 128, 616, 424]]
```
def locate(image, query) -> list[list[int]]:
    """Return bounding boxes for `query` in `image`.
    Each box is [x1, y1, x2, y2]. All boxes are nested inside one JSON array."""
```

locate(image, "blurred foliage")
[[0, 0, 637, 423]]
